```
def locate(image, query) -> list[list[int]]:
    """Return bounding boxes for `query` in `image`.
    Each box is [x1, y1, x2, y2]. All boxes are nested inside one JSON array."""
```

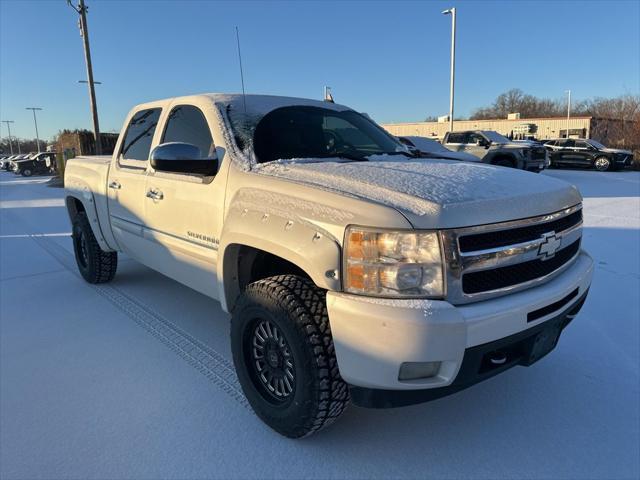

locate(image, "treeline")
[[469, 89, 640, 122], [0, 138, 44, 155]]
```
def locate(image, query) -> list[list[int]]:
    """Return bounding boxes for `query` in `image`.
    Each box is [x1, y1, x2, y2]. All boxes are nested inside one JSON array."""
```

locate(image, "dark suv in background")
[[544, 139, 633, 171]]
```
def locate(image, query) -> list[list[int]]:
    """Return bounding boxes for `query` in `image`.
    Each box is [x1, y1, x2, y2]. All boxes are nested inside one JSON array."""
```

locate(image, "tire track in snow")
[[31, 234, 250, 410]]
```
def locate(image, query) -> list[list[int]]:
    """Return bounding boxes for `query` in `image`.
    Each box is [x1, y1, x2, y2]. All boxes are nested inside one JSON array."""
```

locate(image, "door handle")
[[146, 189, 164, 200], [108, 181, 121, 190]]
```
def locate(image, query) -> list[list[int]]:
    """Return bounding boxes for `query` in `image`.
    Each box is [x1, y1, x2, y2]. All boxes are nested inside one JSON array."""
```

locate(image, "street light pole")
[[442, 7, 456, 133], [565, 90, 571, 139], [25, 108, 43, 153], [68, 0, 102, 154], [1, 120, 15, 154]]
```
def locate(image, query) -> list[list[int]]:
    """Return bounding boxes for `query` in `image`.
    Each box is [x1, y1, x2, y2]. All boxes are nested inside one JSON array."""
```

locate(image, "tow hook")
[[489, 351, 507, 365]]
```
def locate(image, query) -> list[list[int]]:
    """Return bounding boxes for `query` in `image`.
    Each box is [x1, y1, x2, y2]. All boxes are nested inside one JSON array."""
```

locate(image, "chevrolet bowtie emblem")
[[538, 232, 562, 260]]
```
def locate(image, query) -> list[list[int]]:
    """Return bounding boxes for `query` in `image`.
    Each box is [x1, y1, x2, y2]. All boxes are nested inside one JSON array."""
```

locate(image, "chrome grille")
[[441, 204, 583, 304]]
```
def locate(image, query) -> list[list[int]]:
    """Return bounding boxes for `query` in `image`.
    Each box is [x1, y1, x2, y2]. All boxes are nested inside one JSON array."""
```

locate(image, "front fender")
[[218, 206, 342, 312]]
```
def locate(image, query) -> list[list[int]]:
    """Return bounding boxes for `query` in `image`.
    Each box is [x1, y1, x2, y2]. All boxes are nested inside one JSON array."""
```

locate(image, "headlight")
[[343, 226, 444, 298], [520, 149, 530, 158]]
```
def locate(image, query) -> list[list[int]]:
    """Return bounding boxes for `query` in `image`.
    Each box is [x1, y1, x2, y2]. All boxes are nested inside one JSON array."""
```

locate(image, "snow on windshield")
[[482, 131, 511, 143], [403, 136, 449, 153]]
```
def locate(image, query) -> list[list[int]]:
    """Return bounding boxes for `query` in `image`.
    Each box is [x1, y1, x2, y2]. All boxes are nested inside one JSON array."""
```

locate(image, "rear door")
[[555, 139, 576, 164], [142, 102, 224, 299], [107, 107, 162, 260]]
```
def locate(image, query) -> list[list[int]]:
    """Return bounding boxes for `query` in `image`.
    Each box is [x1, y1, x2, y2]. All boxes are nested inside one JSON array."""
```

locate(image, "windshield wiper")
[[317, 153, 368, 162], [369, 150, 418, 158]]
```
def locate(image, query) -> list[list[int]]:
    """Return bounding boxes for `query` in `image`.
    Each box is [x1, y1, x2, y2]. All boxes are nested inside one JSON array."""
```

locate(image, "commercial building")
[[382, 115, 625, 143]]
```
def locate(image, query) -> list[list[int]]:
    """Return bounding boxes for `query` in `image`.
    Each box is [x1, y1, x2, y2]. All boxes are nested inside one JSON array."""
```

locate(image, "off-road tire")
[[593, 156, 613, 172], [231, 274, 349, 438], [72, 212, 117, 284]]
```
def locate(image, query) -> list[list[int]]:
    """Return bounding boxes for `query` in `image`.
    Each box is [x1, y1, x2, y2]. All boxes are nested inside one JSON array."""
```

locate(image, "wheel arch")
[[489, 153, 520, 168], [218, 226, 342, 313], [65, 194, 115, 252]]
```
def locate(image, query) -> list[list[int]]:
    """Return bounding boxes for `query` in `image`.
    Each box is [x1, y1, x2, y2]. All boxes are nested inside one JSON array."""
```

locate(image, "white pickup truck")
[[64, 93, 593, 438]]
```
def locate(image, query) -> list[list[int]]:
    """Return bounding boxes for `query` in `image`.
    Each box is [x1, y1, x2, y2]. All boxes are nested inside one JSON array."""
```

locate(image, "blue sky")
[[1, 0, 639, 140]]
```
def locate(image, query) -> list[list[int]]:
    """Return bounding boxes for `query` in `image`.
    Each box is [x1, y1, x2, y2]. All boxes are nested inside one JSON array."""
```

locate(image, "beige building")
[[382, 116, 615, 142]]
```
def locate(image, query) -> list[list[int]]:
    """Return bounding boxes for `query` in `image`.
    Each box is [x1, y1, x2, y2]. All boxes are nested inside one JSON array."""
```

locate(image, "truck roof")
[[134, 93, 352, 117]]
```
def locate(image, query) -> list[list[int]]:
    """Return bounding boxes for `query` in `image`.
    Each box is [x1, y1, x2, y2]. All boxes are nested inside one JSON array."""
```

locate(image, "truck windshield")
[[232, 106, 403, 164], [481, 131, 511, 144]]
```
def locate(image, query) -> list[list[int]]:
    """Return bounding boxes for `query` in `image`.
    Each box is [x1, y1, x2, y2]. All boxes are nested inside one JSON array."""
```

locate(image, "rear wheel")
[[21, 168, 32, 177], [72, 212, 117, 283], [231, 275, 349, 438], [593, 156, 612, 172]]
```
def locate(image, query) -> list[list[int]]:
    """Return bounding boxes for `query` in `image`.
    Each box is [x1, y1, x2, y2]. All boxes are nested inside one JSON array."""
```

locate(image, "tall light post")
[[68, 0, 102, 154], [565, 90, 571, 139], [25, 107, 43, 152], [1, 120, 15, 154], [442, 7, 456, 133]]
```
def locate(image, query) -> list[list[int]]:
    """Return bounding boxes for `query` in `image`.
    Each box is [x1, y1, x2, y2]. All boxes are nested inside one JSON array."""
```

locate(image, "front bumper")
[[326, 250, 593, 406], [615, 154, 634, 166]]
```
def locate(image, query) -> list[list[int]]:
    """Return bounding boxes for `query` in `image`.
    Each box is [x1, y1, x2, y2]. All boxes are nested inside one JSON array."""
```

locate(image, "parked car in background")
[[543, 139, 634, 171], [13, 151, 57, 176], [2, 154, 21, 170], [442, 130, 547, 172], [398, 136, 479, 163], [64, 93, 592, 438], [8, 153, 33, 171]]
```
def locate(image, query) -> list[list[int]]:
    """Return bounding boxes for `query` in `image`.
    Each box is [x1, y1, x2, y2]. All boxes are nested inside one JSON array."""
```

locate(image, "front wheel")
[[593, 156, 612, 172], [231, 275, 349, 438], [72, 212, 117, 283], [493, 158, 515, 168]]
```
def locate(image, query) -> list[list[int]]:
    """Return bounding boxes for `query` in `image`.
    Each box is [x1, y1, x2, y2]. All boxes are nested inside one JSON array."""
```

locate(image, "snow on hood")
[[253, 158, 582, 228]]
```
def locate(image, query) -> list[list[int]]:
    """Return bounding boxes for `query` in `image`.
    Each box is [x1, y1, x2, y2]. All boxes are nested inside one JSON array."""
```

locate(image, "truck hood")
[[253, 158, 582, 229], [601, 147, 633, 155]]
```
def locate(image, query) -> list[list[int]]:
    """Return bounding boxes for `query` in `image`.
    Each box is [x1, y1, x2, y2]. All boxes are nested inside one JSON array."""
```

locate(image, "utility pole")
[[68, 0, 102, 154], [565, 90, 571, 139], [442, 8, 456, 133], [1, 120, 15, 154], [25, 108, 43, 153]]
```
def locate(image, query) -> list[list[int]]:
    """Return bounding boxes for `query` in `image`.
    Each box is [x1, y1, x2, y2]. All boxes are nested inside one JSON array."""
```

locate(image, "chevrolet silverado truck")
[[443, 130, 548, 171], [64, 94, 593, 438]]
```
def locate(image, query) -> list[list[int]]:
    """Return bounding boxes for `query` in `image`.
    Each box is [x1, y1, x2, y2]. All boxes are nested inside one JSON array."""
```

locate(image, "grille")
[[459, 209, 582, 253], [462, 239, 581, 294]]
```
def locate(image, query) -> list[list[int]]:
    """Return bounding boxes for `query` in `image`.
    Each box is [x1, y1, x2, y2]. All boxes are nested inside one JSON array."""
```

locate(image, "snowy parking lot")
[[1, 168, 638, 479]]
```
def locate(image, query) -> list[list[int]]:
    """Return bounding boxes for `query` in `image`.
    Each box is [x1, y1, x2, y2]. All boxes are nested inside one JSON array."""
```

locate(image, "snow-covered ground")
[[1, 169, 638, 479]]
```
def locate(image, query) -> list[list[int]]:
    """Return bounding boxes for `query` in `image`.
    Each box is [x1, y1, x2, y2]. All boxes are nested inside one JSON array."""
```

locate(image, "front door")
[[107, 107, 162, 260], [572, 140, 596, 166], [142, 104, 223, 299], [463, 132, 491, 160]]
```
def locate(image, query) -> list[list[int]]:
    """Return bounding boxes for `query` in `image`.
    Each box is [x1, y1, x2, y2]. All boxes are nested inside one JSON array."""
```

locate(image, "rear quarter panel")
[[64, 155, 118, 251]]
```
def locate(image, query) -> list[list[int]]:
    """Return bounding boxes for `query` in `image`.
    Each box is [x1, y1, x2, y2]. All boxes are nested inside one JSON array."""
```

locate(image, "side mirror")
[[475, 138, 488, 147], [150, 142, 218, 176]]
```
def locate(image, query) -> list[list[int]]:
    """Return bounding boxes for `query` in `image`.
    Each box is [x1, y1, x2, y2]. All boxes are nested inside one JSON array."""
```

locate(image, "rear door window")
[[119, 108, 162, 168]]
